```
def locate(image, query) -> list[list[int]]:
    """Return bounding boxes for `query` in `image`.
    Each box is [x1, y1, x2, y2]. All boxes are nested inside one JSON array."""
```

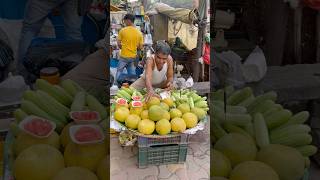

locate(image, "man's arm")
[[117, 30, 122, 49], [166, 56, 174, 84], [145, 58, 154, 92]]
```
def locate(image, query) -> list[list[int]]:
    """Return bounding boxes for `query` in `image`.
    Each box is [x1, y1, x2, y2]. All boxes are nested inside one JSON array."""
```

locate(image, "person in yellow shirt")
[[116, 14, 144, 81]]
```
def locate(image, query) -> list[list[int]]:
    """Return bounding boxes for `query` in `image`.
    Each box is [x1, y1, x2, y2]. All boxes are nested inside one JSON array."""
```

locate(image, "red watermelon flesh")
[[23, 118, 53, 137], [132, 96, 141, 101], [74, 126, 103, 142], [116, 98, 127, 105], [131, 101, 142, 107], [71, 111, 99, 121]]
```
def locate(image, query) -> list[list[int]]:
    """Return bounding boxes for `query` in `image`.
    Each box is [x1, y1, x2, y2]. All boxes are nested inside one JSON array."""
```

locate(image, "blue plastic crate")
[[110, 58, 118, 68]]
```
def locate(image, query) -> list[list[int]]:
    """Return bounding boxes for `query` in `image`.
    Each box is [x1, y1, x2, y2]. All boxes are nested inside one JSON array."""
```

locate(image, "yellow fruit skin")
[[178, 104, 190, 114], [162, 98, 174, 107], [191, 107, 207, 120], [159, 102, 169, 111], [147, 97, 160, 108], [182, 112, 198, 128], [60, 122, 75, 149], [138, 119, 155, 135], [14, 144, 65, 180], [53, 167, 98, 180], [115, 103, 128, 110], [156, 119, 171, 135], [170, 109, 182, 119], [125, 114, 141, 129], [114, 107, 129, 122], [13, 131, 60, 156], [163, 111, 170, 120], [64, 142, 107, 172], [130, 106, 143, 116], [140, 110, 149, 120], [171, 118, 186, 133], [148, 105, 164, 121]]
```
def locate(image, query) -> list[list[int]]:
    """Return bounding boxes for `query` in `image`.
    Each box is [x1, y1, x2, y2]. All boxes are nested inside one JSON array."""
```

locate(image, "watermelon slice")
[[70, 111, 100, 124], [132, 96, 142, 101], [19, 116, 55, 138], [69, 124, 105, 144], [116, 98, 127, 105], [131, 101, 143, 108]]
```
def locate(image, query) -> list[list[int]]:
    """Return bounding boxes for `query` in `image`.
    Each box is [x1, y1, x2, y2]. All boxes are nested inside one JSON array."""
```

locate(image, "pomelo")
[[53, 167, 98, 180], [96, 156, 108, 180], [129, 101, 143, 115], [191, 107, 207, 120], [162, 98, 174, 107], [140, 110, 149, 120], [125, 114, 141, 129], [178, 103, 190, 114], [148, 105, 164, 121], [182, 112, 198, 128], [147, 97, 160, 108], [170, 108, 182, 119], [170, 118, 186, 133], [138, 119, 155, 135], [163, 111, 170, 120], [156, 119, 171, 135], [212, 149, 232, 177], [159, 102, 169, 111], [114, 107, 129, 122], [60, 122, 75, 148]]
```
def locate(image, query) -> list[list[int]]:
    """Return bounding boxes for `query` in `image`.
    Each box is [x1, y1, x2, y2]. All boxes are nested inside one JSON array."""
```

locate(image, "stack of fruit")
[[113, 87, 209, 136], [212, 86, 317, 180], [8, 79, 108, 180]]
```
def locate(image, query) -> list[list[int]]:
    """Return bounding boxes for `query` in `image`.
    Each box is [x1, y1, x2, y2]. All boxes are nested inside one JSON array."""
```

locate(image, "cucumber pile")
[[212, 86, 317, 164], [12, 79, 107, 133]]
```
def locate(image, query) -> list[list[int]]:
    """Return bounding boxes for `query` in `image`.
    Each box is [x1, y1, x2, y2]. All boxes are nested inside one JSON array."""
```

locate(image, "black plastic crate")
[[138, 144, 188, 168], [137, 134, 189, 147]]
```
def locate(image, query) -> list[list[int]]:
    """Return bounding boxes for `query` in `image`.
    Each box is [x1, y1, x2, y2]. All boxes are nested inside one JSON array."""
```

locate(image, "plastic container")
[[69, 124, 105, 145], [137, 134, 189, 147], [70, 111, 101, 124], [138, 144, 188, 168], [40, 67, 60, 85], [18, 116, 56, 138]]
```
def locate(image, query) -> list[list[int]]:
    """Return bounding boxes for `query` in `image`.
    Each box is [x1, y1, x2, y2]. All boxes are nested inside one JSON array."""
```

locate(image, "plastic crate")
[[137, 134, 189, 147], [138, 144, 188, 168]]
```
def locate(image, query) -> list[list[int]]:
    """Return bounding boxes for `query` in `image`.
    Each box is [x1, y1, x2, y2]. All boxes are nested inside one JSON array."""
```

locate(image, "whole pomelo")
[[140, 110, 149, 120], [14, 144, 64, 180], [125, 114, 141, 129], [256, 144, 305, 180], [64, 142, 107, 172], [163, 111, 170, 120], [13, 131, 60, 156], [148, 105, 164, 121], [212, 149, 232, 177], [147, 97, 160, 108], [178, 103, 190, 114], [229, 161, 279, 180], [156, 119, 171, 135], [114, 107, 129, 122], [214, 133, 257, 167], [182, 112, 198, 128], [96, 156, 109, 180], [171, 118, 186, 133], [191, 107, 207, 120], [53, 167, 98, 180], [170, 108, 182, 119], [159, 102, 169, 111], [162, 98, 174, 107], [138, 119, 155, 135], [60, 122, 75, 149]]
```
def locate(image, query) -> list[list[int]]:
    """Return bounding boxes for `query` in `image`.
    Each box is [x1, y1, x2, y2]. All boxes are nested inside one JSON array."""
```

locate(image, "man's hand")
[[164, 81, 174, 91], [145, 90, 160, 102]]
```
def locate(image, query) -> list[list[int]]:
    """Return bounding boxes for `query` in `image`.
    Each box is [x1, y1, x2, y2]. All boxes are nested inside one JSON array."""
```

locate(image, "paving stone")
[[111, 171, 128, 180], [143, 175, 158, 180], [186, 155, 201, 172], [158, 165, 173, 179], [165, 174, 179, 180], [126, 166, 158, 180], [175, 168, 189, 180], [166, 164, 186, 173], [187, 166, 209, 180]]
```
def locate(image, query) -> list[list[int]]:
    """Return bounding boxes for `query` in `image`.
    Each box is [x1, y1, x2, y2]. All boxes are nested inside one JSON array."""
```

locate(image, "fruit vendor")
[[130, 41, 174, 101]]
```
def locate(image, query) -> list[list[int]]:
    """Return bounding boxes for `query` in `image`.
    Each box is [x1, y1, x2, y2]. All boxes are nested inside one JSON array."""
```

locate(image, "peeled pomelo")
[[159, 102, 169, 111], [156, 119, 171, 135], [229, 161, 279, 180], [138, 119, 155, 135], [147, 97, 160, 108], [130, 101, 143, 115], [60, 122, 75, 148], [162, 98, 174, 107], [125, 114, 141, 129], [96, 156, 108, 180], [182, 112, 198, 128], [64, 142, 107, 172], [212, 149, 232, 177], [191, 107, 207, 120], [214, 133, 257, 167], [148, 105, 164, 121], [170, 118, 186, 133], [170, 108, 182, 119], [14, 144, 64, 180], [178, 103, 190, 114], [13, 131, 60, 156], [140, 110, 149, 120], [115, 98, 128, 110], [114, 107, 129, 122], [256, 144, 305, 180], [74, 126, 103, 142], [53, 167, 98, 180]]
